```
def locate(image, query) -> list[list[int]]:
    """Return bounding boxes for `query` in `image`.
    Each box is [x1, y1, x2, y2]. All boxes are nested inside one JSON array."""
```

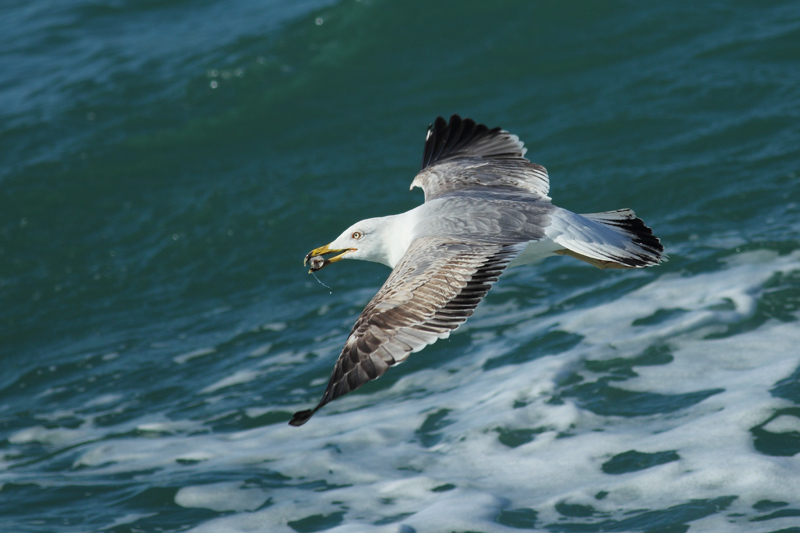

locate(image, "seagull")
[[290, 115, 664, 426]]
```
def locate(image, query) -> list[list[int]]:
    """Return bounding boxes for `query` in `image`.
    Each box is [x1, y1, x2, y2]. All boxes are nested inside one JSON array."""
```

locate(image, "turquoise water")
[[2, 0, 800, 531]]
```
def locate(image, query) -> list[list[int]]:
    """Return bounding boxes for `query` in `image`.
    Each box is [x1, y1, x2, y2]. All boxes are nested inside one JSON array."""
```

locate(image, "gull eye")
[[351, 231, 362, 240]]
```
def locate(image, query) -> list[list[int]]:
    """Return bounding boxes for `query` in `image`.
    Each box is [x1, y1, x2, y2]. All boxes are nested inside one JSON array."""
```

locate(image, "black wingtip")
[[422, 116, 451, 170], [421, 114, 501, 171], [288, 409, 315, 426]]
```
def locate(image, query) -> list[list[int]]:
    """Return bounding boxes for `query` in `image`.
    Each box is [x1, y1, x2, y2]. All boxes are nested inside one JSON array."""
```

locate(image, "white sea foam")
[[763, 415, 800, 433], [82, 393, 124, 408], [8, 426, 91, 447], [176, 481, 269, 512], [5, 250, 799, 532], [183, 249, 800, 531], [174, 347, 217, 364], [201, 369, 263, 394], [103, 513, 158, 530]]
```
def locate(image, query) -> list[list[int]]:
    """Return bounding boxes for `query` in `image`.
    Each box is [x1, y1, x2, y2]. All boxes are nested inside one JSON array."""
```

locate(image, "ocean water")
[[2, 0, 800, 531]]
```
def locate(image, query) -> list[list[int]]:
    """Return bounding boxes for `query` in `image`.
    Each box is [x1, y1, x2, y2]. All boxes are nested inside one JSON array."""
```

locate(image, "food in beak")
[[307, 255, 327, 272]]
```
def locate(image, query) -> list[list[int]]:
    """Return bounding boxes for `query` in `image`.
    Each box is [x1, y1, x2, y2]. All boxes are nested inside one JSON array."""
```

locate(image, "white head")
[[304, 216, 394, 272]]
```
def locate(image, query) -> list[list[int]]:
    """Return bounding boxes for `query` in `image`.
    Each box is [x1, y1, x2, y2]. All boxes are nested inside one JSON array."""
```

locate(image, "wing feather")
[[289, 237, 521, 426], [411, 114, 550, 202]]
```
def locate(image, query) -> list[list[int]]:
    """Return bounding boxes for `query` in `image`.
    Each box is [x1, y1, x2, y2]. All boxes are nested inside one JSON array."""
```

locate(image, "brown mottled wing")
[[411, 114, 550, 202], [289, 237, 523, 426]]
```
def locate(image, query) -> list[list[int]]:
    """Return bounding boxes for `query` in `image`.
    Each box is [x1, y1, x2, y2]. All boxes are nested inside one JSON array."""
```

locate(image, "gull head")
[[304, 217, 393, 273]]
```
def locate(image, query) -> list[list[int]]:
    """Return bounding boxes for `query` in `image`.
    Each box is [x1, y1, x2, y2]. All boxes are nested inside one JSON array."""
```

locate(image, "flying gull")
[[290, 115, 664, 426]]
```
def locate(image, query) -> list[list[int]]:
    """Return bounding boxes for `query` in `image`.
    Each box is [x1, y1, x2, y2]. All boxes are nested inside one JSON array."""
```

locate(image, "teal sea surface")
[[2, 1, 800, 531]]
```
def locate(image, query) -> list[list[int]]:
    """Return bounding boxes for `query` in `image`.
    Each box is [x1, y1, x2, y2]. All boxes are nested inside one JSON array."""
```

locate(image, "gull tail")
[[551, 208, 666, 269]]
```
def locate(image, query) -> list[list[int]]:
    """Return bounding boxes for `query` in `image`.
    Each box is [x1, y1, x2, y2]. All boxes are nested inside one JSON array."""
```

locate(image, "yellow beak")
[[303, 244, 355, 273]]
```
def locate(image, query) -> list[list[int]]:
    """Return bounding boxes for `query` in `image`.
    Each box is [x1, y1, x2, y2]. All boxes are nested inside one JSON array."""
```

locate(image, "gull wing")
[[289, 237, 522, 426], [410, 114, 550, 202]]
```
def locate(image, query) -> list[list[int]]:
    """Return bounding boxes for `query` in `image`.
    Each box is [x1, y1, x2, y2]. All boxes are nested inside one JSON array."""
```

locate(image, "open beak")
[[303, 244, 355, 273]]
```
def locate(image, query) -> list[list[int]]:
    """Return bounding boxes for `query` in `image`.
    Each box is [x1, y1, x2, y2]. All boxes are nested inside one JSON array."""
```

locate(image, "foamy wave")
[[4, 251, 799, 532]]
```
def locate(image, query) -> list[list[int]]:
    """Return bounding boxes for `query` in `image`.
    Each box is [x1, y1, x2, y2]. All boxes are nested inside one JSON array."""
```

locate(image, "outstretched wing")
[[289, 237, 523, 426], [410, 114, 550, 202]]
